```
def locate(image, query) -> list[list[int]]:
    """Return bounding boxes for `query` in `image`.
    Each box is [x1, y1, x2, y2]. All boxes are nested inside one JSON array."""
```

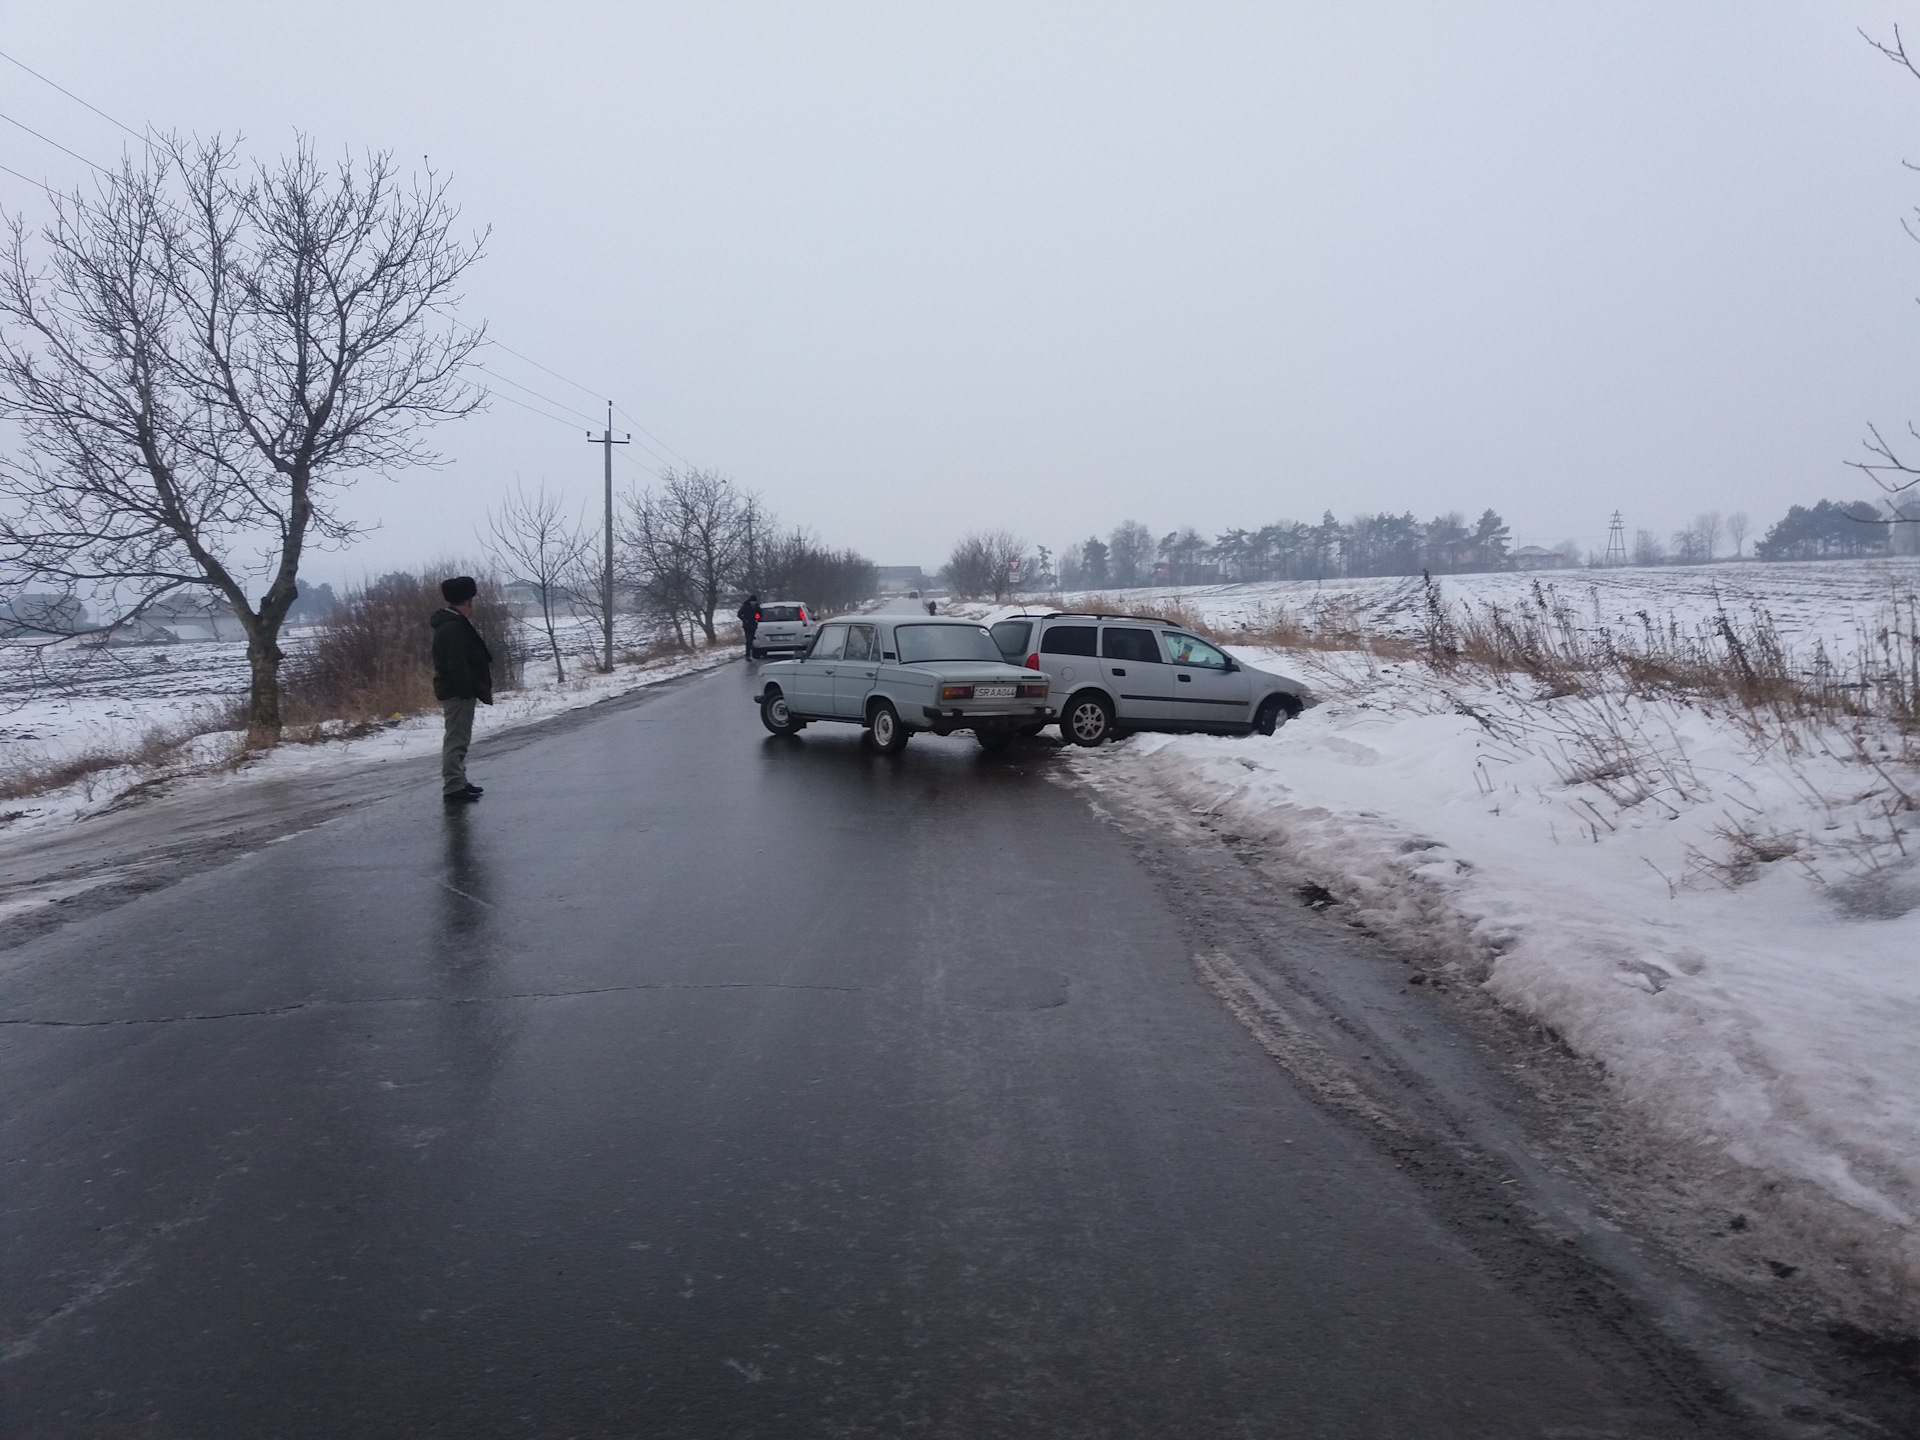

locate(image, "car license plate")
[[975, 684, 1015, 699]]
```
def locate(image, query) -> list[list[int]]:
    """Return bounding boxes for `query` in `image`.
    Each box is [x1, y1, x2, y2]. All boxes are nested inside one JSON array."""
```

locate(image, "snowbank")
[[1070, 643, 1920, 1295]]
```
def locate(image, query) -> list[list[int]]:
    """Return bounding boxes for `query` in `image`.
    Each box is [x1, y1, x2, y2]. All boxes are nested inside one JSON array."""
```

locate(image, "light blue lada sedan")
[[753, 614, 1051, 753]]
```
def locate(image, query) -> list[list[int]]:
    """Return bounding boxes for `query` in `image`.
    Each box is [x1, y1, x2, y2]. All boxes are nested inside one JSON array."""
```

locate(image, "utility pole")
[[1603, 510, 1627, 567], [586, 402, 631, 673]]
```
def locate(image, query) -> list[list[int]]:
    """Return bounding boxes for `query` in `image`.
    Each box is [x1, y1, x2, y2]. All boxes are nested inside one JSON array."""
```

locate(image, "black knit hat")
[[441, 575, 478, 605]]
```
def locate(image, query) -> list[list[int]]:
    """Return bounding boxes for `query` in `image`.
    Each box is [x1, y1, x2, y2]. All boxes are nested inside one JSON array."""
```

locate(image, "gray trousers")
[[441, 696, 476, 795]]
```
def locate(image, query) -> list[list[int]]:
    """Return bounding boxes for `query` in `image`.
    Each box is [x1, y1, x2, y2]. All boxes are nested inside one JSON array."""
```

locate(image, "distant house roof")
[[1509, 545, 1561, 559]]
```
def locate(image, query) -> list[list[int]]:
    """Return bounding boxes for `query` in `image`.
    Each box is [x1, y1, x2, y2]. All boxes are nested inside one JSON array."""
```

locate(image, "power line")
[[0, 109, 111, 175], [471, 363, 602, 426], [0, 46, 150, 142], [486, 388, 586, 431], [474, 335, 697, 469], [611, 402, 696, 470], [483, 337, 607, 403], [0, 160, 68, 198]]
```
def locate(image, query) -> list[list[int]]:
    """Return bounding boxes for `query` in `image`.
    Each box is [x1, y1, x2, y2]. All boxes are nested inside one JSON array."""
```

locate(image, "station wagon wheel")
[[868, 699, 908, 754], [1061, 692, 1113, 747], [760, 688, 804, 736]]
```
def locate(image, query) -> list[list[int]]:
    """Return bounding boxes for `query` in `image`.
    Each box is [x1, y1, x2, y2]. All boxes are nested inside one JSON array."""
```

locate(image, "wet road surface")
[[2, 663, 1741, 1436]]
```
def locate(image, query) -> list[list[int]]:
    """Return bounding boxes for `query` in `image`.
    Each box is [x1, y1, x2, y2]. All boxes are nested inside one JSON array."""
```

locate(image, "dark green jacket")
[[430, 608, 493, 704]]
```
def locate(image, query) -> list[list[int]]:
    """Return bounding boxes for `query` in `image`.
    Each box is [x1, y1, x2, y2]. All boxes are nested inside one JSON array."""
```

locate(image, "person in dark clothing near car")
[[736, 594, 760, 659], [430, 576, 493, 804]]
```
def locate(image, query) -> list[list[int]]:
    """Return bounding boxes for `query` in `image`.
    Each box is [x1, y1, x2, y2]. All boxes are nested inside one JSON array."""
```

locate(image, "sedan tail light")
[[1017, 682, 1049, 699], [940, 683, 975, 701]]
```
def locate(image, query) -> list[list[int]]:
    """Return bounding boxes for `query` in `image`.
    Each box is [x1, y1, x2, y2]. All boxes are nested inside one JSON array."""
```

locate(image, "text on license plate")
[[974, 684, 1015, 699]]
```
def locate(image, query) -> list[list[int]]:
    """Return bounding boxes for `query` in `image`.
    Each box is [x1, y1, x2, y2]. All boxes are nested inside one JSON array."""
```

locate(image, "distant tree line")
[[1752, 498, 1919, 561], [1052, 509, 1518, 589]]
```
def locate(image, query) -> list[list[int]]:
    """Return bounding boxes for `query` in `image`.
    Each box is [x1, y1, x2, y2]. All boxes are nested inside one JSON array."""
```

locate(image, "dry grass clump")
[[1419, 577, 1920, 734], [282, 570, 524, 726], [0, 710, 245, 805]]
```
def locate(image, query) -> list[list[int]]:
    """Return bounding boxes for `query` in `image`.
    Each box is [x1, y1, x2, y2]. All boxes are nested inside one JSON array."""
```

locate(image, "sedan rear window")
[[1039, 624, 1097, 656], [894, 623, 1002, 664]]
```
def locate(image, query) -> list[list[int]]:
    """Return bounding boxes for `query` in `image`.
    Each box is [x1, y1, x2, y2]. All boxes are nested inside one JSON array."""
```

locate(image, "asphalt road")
[[1, 661, 1745, 1437]]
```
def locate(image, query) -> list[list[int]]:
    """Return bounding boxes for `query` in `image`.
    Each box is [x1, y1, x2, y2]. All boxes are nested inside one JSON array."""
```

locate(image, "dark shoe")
[[443, 789, 478, 804], [462, 783, 484, 797]]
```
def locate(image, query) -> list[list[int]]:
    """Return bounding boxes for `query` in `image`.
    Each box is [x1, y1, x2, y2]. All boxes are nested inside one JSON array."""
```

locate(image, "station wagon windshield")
[[894, 623, 1002, 664]]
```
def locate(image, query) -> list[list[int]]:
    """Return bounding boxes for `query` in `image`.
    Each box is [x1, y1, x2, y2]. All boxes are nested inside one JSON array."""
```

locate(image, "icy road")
[[0, 662, 1871, 1437]]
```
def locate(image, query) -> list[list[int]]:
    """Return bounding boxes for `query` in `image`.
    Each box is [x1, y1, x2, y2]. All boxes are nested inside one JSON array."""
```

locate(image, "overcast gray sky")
[[5, 2, 1920, 580]]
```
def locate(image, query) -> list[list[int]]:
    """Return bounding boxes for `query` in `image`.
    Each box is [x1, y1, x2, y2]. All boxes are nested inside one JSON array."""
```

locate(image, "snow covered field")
[[1033, 560, 1920, 1314], [0, 619, 736, 833]]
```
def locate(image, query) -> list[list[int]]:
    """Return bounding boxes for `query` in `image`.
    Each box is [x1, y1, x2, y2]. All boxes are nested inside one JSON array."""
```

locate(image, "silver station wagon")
[[755, 615, 1050, 753], [989, 611, 1311, 747]]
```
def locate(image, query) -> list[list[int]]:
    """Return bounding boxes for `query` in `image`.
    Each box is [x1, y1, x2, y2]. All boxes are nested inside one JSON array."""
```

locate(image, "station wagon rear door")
[[1099, 625, 1175, 721]]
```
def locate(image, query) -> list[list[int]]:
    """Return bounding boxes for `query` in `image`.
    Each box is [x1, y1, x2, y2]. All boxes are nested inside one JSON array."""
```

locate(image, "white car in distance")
[[748, 601, 815, 657], [755, 615, 1051, 753]]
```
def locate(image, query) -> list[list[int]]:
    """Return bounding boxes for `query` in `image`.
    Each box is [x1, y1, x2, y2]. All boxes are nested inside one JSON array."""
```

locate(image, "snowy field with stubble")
[[1022, 557, 1920, 1312], [0, 616, 736, 833]]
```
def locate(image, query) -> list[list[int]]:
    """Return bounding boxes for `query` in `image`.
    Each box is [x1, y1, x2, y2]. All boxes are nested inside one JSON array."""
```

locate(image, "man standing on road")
[[430, 576, 492, 805], [736, 594, 760, 659]]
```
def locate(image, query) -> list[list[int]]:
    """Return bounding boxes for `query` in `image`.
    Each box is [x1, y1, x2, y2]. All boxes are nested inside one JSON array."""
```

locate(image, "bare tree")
[[943, 534, 995, 599], [660, 468, 750, 643], [1726, 511, 1750, 558], [616, 486, 697, 649], [1693, 511, 1723, 560], [0, 136, 486, 742], [758, 528, 876, 615], [1108, 520, 1154, 588], [944, 529, 1026, 601], [1852, 28, 1920, 509], [484, 481, 588, 683], [1633, 528, 1667, 566]]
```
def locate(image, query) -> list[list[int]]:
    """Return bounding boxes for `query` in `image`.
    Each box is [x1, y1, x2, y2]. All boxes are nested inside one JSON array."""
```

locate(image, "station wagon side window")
[[1162, 632, 1228, 669], [809, 625, 847, 661], [844, 625, 878, 662], [1101, 626, 1162, 663], [1039, 624, 1097, 656]]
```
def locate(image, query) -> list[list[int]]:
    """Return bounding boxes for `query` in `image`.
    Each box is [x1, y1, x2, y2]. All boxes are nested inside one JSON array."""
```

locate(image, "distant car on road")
[[748, 601, 815, 658], [755, 615, 1051, 752], [989, 612, 1310, 747]]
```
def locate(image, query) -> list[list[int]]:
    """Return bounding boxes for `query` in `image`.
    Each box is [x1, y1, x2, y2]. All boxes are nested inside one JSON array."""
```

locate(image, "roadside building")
[[1508, 545, 1567, 572]]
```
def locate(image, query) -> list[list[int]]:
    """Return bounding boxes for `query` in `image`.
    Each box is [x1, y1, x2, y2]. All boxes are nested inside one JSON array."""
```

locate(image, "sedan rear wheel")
[[760, 689, 805, 736], [868, 699, 909, 754], [975, 728, 1013, 753], [1061, 692, 1114, 747]]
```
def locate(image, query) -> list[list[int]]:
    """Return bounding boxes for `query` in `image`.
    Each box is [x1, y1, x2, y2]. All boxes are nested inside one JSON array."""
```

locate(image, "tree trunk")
[[244, 624, 285, 746]]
